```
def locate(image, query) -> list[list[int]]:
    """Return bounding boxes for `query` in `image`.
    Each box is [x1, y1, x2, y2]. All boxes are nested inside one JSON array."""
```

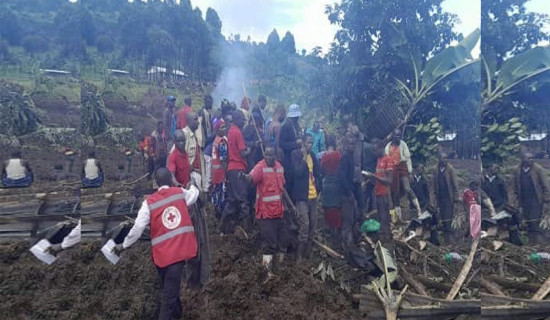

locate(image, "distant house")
[[147, 66, 186, 80], [519, 132, 548, 158], [108, 69, 130, 77], [39, 69, 71, 77], [437, 132, 457, 158]]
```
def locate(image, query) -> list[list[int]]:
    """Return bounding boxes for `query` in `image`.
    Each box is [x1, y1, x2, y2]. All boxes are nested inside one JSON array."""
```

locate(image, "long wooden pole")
[[446, 237, 479, 300]]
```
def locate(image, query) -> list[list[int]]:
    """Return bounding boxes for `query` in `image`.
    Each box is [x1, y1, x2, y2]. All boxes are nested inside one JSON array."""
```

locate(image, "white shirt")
[[61, 219, 81, 249], [122, 185, 199, 249], [84, 159, 99, 179], [6, 159, 26, 179]]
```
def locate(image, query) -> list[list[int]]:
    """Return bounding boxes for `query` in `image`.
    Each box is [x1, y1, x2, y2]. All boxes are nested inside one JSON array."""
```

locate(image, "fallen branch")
[[400, 267, 428, 296], [532, 274, 550, 301], [395, 240, 450, 276], [416, 275, 453, 291], [481, 247, 537, 276], [373, 241, 408, 320], [446, 237, 479, 300], [486, 276, 541, 292], [481, 278, 506, 296], [312, 239, 344, 259], [465, 268, 480, 287]]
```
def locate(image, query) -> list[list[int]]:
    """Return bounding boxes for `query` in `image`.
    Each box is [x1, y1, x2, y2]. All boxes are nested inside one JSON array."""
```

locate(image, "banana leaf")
[[421, 28, 480, 89], [497, 46, 550, 91]]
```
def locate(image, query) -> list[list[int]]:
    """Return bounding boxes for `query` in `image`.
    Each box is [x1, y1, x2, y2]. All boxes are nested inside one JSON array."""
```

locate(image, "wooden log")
[[400, 267, 429, 296], [486, 276, 541, 292], [311, 239, 344, 259], [481, 278, 506, 296], [445, 237, 479, 300], [416, 275, 453, 291], [532, 274, 550, 301]]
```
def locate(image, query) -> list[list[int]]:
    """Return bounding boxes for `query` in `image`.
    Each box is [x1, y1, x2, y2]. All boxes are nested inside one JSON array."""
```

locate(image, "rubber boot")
[[262, 255, 275, 284], [306, 241, 312, 259]]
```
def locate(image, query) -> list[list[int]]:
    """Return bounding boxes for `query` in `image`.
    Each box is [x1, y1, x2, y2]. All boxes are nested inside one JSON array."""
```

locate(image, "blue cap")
[[166, 96, 176, 102]]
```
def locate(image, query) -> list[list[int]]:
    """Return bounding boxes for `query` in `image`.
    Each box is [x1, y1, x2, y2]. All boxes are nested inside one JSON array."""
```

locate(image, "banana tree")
[[395, 28, 481, 131], [482, 46, 550, 108]]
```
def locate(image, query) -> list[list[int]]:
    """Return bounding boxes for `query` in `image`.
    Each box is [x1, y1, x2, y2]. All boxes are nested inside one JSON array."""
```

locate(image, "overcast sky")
[[191, 0, 484, 54], [191, 0, 549, 55]]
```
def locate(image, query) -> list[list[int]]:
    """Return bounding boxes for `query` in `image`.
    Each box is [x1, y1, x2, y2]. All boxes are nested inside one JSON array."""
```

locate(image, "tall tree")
[[280, 31, 296, 55], [205, 8, 222, 35], [266, 29, 280, 53]]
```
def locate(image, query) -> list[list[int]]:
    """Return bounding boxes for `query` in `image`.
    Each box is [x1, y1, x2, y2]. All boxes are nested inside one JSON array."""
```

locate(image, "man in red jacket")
[[167, 130, 191, 187], [219, 110, 250, 234], [115, 168, 199, 320], [241, 145, 285, 283], [176, 97, 193, 130]]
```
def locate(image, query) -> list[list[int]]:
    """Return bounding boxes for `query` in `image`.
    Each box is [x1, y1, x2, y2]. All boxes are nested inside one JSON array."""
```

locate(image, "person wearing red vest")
[[116, 168, 199, 320], [241, 145, 285, 283]]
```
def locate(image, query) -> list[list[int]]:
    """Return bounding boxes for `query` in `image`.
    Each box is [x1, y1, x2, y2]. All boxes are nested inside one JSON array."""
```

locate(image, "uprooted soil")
[[1, 227, 364, 320]]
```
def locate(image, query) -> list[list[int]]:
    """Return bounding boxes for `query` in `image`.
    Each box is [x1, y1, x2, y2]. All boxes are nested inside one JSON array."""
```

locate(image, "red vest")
[[253, 160, 285, 219], [146, 187, 198, 268]]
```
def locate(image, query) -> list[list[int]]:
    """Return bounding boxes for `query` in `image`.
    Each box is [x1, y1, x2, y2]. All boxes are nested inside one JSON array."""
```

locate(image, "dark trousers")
[[438, 197, 453, 233], [156, 261, 184, 320], [522, 198, 543, 235], [296, 199, 317, 242], [258, 218, 283, 255], [341, 194, 359, 247], [220, 170, 250, 233], [353, 182, 364, 214], [376, 195, 391, 235]]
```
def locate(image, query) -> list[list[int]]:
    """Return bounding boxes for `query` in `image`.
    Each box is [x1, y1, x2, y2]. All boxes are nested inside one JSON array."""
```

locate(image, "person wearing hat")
[[279, 104, 303, 184], [162, 96, 177, 151]]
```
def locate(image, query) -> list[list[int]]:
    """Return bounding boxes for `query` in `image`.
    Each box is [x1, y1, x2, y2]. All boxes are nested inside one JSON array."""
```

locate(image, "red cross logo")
[[168, 212, 176, 223], [162, 206, 181, 229]]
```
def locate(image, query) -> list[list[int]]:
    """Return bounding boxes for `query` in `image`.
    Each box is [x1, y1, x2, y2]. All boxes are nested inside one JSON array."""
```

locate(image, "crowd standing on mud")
[[5, 94, 550, 320]]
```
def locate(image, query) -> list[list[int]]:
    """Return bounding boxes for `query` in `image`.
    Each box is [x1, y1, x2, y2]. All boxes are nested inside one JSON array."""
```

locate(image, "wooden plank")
[[486, 276, 541, 292], [481, 277, 506, 297], [446, 237, 479, 300], [400, 267, 429, 296], [531, 274, 550, 301]]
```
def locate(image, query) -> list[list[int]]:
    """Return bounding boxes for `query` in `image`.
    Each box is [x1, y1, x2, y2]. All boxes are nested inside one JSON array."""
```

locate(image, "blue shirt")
[[306, 128, 325, 155]]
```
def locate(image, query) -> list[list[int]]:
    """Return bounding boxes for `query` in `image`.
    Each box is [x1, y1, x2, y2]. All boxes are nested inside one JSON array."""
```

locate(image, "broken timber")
[[354, 285, 480, 319], [482, 293, 550, 318]]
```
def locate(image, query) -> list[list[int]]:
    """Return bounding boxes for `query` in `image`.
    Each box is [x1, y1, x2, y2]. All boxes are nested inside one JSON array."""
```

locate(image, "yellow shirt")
[[306, 154, 317, 199]]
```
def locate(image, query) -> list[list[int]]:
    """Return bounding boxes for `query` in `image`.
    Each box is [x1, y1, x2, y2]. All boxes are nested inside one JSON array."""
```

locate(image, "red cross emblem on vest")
[[162, 206, 181, 229]]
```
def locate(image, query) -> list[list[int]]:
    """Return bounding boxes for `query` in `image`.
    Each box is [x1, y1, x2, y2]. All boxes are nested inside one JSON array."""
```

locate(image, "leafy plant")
[[481, 117, 526, 162], [406, 117, 442, 164]]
